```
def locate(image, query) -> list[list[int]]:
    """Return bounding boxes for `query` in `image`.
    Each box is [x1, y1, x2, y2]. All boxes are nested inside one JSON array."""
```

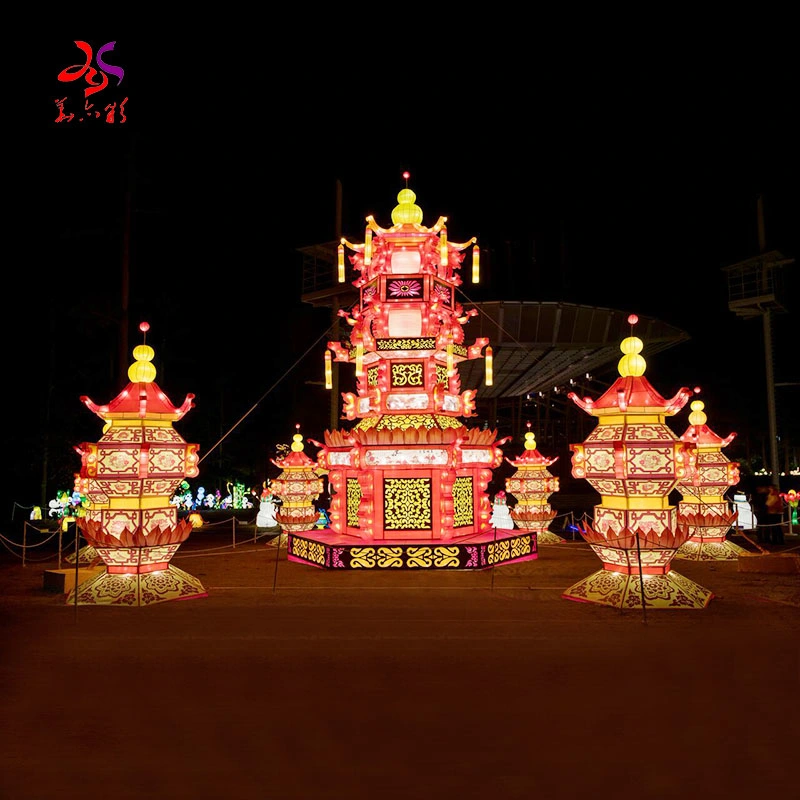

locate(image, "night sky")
[[12, 31, 798, 512]]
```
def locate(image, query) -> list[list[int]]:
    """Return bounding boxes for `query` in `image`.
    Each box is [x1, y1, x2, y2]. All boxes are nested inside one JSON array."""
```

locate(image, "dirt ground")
[[1, 524, 798, 800]]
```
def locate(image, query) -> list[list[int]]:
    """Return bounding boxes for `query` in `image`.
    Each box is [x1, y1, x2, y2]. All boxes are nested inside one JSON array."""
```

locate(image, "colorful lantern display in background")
[[674, 393, 745, 561], [780, 489, 799, 527], [731, 491, 756, 531], [563, 315, 714, 609], [269, 427, 325, 550], [255, 481, 280, 531], [303, 176, 536, 570], [488, 490, 514, 529], [67, 322, 207, 606], [505, 424, 563, 544]]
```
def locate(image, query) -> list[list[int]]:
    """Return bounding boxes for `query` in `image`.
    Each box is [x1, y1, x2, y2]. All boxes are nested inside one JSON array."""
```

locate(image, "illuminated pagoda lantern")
[[268, 426, 325, 551], [67, 322, 207, 606], [299, 175, 536, 570], [505, 423, 564, 544], [563, 314, 713, 609], [674, 393, 745, 561]]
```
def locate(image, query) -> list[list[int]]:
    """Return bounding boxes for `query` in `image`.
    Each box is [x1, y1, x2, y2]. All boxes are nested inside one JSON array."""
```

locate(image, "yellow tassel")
[[472, 244, 480, 283], [485, 346, 493, 386], [325, 351, 332, 389], [338, 243, 345, 283]]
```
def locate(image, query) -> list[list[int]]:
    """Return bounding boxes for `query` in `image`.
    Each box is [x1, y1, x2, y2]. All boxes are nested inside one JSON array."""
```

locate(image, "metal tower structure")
[[723, 194, 794, 480]]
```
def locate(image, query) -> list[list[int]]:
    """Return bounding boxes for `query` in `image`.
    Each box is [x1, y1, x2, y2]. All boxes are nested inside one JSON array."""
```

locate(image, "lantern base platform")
[[562, 569, 714, 609], [43, 566, 105, 593], [287, 529, 538, 570], [65, 565, 208, 607], [674, 538, 749, 561]]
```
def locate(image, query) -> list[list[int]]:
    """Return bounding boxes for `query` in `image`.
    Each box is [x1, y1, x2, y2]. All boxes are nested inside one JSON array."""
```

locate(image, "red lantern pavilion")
[[295, 177, 537, 570], [563, 315, 714, 609], [505, 424, 564, 544], [66, 323, 207, 606], [674, 395, 745, 561]]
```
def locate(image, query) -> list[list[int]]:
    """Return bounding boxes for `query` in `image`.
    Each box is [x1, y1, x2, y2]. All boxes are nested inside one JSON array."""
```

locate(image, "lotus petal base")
[[65, 565, 207, 607], [674, 538, 749, 561], [562, 568, 714, 609], [536, 531, 566, 545], [64, 545, 99, 566]]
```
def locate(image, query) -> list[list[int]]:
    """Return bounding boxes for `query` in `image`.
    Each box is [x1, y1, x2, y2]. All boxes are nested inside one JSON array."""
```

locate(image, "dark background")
[[11, 28, 798, 516]]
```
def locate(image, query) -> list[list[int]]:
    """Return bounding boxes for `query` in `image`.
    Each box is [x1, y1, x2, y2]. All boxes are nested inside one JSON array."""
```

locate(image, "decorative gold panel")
[[384, 478, 432, 530], [432, 546, 461, 567], [377, 337, 436, 351], [453, 476, 474, 527], [376, 547, 404, 568], [357, 414, 464, 432], [391, 362, 424, 387], [346, 478, 362, 528]]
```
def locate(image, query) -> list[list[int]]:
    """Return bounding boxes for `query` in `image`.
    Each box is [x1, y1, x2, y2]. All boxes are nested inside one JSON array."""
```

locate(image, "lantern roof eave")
[[81, 382, 195, 421]]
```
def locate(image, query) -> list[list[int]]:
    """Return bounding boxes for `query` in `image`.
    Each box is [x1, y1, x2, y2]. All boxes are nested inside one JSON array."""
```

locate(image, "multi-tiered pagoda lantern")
[[505, 424, 564, 545], [67, 322, 207, 606], [674, 394, 745, 561], [268, 427, 325, 551], [563, 315, 714, 609], [297, 176, 537, 570]]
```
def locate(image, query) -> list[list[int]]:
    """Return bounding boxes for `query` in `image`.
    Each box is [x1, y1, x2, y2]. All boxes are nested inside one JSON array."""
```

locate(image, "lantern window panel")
[[390, 249, 422, 274], [388, 308, 423, 338]]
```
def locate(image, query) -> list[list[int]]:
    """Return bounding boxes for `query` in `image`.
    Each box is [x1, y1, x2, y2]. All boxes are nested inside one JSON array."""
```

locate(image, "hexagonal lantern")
[[67, 323, 207, 606], [563, 315, 713, 609], [674, 395, 745, 561], [505, 424, 564, 545]]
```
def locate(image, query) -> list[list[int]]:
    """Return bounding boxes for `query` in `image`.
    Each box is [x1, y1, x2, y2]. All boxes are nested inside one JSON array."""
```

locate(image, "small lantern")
[[270, 427, 325, 543], [505, 426, 563, 545], [675, 395, 744, 561]]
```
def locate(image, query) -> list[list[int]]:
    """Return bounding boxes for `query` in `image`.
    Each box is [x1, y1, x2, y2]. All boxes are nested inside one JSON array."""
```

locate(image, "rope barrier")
[[173, 536, 274, 559], [2, 502, 795, 576]]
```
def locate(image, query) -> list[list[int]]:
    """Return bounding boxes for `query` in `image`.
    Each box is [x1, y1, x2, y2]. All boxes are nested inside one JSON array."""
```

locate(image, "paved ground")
[[1, 523, 798, 800]]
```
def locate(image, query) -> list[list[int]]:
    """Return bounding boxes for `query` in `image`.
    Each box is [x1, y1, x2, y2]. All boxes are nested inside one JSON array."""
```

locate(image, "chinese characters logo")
[[54, 40, 128, 125]]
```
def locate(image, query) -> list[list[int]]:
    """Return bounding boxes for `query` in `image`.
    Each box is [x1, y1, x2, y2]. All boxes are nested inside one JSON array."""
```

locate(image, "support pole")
[[762, 308, 780, 482]]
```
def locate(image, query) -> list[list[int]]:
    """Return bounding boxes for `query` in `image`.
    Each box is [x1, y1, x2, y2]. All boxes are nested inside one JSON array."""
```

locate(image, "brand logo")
[[53, 40, 128, 125]]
